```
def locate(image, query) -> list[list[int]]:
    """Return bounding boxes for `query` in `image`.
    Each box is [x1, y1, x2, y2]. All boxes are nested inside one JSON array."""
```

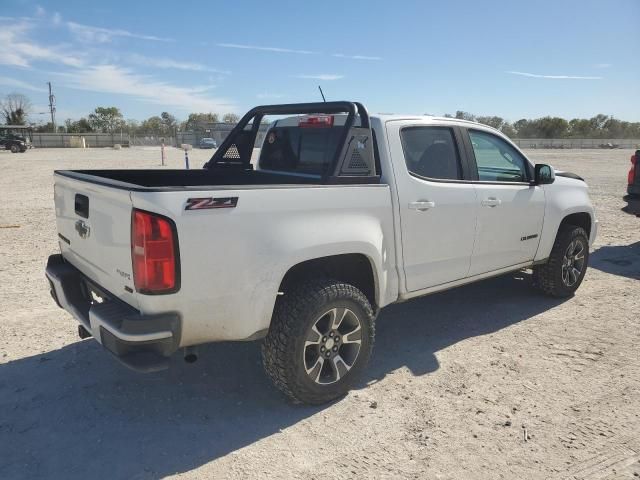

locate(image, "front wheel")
[[533, 225, 589, 297], [10, 144, 19, 153], [262, 279, 375, 404]]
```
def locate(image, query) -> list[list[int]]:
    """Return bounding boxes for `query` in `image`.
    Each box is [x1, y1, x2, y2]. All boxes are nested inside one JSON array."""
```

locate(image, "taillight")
[[298, 115, 334, 128], [131, 209, 179, 294], [629, 154, 637, 185]]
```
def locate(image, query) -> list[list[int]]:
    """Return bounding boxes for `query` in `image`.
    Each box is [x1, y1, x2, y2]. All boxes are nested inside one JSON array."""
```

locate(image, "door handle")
[[408, 200, 436, 211], [481, 197, 502, 207]]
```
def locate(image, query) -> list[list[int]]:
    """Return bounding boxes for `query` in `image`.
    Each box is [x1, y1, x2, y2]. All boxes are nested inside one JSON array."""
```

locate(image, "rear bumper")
[[45, 254, 181, 372], [628, 183, 640, 196]]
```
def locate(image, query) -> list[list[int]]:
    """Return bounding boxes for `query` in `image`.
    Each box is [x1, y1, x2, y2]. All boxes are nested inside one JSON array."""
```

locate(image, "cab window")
[[400, 127, 461, 180], [468, 130, 529, 183]]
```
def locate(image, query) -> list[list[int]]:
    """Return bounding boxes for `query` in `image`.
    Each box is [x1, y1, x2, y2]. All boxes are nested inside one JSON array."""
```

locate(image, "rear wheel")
[[262, 279, 375, 404], [533, 225, 589, 297]]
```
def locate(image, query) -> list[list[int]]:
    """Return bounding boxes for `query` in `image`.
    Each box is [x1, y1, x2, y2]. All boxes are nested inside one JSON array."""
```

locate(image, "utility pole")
[[47, 82, 56, 132]]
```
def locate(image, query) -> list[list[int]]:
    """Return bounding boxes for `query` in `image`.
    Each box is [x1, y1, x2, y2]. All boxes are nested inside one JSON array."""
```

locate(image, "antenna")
[[318, 85, 326, 102]]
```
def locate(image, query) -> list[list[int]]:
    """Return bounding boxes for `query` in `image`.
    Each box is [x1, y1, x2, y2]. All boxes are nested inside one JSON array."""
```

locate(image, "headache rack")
[[205, 101, 379, 184]]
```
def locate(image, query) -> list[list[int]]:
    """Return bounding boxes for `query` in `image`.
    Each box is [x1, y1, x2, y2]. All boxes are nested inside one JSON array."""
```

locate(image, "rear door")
[[463, 128, 545, 276], [387, 120, 478, 291], [54, 174, 139, 307]]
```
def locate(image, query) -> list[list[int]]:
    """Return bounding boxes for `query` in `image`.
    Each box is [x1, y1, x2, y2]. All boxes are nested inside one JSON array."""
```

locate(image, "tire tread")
[[262, 278, 374, 404]]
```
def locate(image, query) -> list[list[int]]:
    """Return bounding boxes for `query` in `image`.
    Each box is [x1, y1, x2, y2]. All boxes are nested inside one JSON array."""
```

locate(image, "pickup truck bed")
[[55, 168, 322, 190]]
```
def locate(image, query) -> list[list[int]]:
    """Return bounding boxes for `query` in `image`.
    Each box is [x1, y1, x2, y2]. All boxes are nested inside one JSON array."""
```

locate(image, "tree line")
[[443, 111, 640, 139], [2, 92, 639, 139], [59, 108, 241, 135]]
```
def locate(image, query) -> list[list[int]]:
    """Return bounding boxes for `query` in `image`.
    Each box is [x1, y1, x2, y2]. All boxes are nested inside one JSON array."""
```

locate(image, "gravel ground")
[[0, 147, 638, 479]]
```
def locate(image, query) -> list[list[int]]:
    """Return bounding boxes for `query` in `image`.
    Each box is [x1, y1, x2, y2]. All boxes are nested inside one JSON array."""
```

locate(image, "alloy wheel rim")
[[303, 307, 362, 385], [561, 239, 586, 287]]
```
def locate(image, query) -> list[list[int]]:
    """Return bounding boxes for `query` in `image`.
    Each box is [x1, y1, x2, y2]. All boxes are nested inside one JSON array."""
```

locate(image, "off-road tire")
[[533, 225, 589, 297], [262, 279, 375, 405], [10, 144, 19, 153]]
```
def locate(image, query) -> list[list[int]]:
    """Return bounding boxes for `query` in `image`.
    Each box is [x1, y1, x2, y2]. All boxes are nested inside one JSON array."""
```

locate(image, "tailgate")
[[53, 173, 139, 309]]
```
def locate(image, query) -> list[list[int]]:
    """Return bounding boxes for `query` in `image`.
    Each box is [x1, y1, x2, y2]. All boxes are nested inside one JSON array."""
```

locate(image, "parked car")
[[0, 134, 27, 153], [45, 101, 597, 404], [199, 137, 217, 149], [628, 149, 640, 197]]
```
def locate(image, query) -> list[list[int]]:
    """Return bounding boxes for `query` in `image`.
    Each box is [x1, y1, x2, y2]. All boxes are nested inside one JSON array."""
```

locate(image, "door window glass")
[[468, 130, 529, 182], [400, 127, 461, 180]]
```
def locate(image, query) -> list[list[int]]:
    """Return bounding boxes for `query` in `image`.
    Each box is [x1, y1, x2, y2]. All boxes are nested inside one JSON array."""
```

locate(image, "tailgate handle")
[[75, 194, 89, 218]]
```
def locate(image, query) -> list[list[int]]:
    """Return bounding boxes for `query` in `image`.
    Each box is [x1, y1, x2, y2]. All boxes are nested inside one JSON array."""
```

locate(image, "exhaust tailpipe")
[[183, 346, 198, 363]]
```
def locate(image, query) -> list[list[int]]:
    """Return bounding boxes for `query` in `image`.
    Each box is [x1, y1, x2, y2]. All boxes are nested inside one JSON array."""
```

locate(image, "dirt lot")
[[0, 147, 638, 479]]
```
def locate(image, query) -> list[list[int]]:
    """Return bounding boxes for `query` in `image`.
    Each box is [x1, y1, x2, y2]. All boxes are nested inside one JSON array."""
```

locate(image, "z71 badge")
[[185, 197, 238, 210]]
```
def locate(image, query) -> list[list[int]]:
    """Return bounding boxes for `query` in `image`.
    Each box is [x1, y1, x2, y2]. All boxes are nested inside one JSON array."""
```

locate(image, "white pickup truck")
[[46, 101, 597, 404]]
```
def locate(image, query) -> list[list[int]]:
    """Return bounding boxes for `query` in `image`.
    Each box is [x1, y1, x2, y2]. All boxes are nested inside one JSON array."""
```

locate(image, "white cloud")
[[296, 74, 344, 81], [127, 54, 230, 74], [67, 21, 172, 43], [0, 19, 84, 68], [594, 63, 612, 69], [217, 43, 317, 55], [0, 76, 47, 92], [507, 71, 602, 80], [332, 53, 382, 61], [35, 5, 46, 17], [55, 65, 235, 112]]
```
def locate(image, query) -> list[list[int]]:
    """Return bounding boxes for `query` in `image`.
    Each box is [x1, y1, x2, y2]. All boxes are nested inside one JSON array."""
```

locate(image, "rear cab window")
[[258, 115, 349, 177]]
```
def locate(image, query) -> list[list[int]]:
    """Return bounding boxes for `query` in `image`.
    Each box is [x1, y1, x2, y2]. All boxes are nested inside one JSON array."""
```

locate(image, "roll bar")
[[205, 101, 376, 182]]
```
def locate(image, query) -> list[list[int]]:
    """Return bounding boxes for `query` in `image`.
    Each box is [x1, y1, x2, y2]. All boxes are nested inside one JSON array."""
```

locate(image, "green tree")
[[222, 113, 239, 123], [568, 118, 591, 137], [124, 119, 139, 135], [455, 110, 476, 121], [160, 111, 177, 132], [500, 123, 517, 138], [88, 107, 124, 132], [476, 116, 506, 130], [533, 117, 569, 138], [65, 117, 93, 133], [184, 112, 220, 131], [0, 93, 31, 125], [139, 116, 163, 134]]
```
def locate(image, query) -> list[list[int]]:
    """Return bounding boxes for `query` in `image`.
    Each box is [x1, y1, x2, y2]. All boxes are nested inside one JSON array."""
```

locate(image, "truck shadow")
[[0, 272, 565, 479], [590, 241, 640, 280]]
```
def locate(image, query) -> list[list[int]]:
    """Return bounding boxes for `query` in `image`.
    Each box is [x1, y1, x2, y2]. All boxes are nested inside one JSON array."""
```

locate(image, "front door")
[[465, 129, 545, 276]]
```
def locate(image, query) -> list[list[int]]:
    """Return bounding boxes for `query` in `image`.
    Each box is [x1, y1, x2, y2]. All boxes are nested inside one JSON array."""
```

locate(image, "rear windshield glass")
[[258, 125, 343, 176]]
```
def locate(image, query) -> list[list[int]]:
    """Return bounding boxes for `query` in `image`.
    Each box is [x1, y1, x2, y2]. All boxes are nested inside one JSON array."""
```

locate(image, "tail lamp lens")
[[629, 154, 637, 185], [131, 209, 178, 293]]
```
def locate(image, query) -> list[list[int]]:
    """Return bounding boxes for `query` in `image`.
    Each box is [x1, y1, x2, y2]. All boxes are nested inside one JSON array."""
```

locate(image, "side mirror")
[[534, 164, 555, 185]]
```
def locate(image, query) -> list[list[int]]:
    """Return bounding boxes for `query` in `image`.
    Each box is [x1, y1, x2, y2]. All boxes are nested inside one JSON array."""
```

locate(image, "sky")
[[0, 0, 638, 124]]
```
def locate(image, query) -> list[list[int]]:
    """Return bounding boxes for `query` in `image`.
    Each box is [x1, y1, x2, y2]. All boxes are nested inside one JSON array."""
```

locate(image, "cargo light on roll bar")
[[298, 115, 334, 128]]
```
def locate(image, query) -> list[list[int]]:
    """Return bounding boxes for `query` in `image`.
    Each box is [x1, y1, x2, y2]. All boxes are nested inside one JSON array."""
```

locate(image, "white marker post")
[[161, 142, 166, 166]]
